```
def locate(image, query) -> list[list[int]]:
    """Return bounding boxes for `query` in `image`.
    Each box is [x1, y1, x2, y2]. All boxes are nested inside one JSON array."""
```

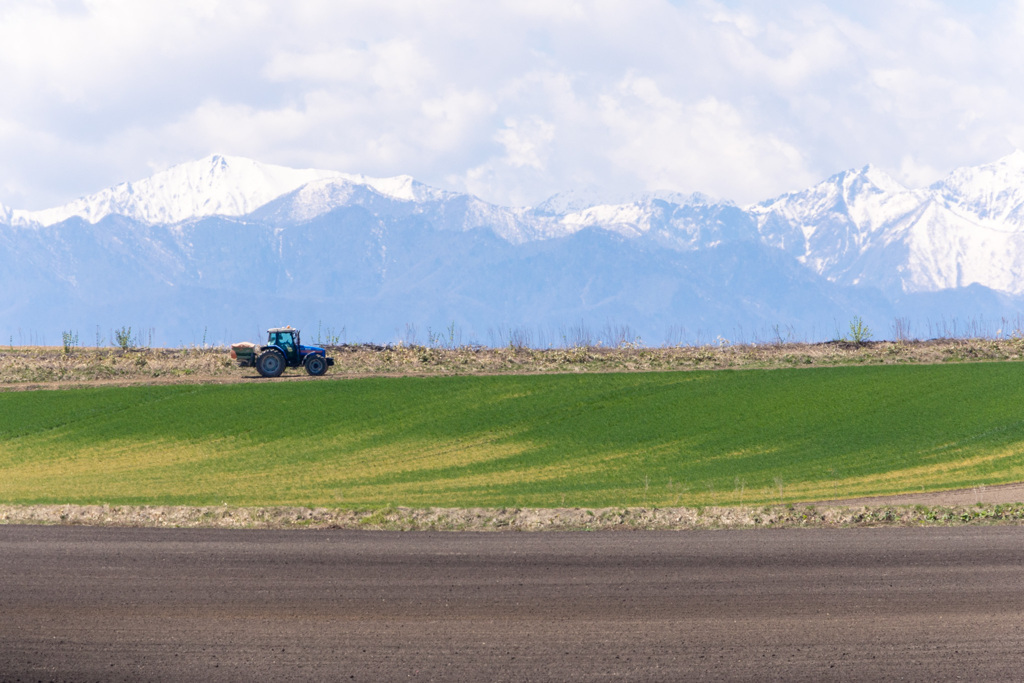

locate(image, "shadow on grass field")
[[3, 363, 1024, 509]]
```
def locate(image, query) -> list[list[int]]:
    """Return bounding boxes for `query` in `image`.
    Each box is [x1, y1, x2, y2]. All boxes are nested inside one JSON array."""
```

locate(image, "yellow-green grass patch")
[[4, 365, 1024, 507]]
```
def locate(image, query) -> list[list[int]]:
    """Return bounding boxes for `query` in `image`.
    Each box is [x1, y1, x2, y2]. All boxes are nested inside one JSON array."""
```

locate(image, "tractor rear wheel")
[[256, 349, 286, 378], [305, 354, 328, 376]]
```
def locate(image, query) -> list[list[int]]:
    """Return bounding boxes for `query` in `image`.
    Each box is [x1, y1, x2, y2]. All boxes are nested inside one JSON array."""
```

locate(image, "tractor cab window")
[[270, 331, 297, 355]]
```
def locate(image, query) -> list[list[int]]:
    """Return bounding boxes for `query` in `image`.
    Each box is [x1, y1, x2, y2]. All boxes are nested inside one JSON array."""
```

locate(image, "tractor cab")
[[267, 327, 300, 365]]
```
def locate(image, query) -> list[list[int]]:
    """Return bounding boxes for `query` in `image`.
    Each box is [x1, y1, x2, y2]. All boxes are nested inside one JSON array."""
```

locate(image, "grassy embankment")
[[3, 336, 1024, 385], [3, 363, 1024, 508]]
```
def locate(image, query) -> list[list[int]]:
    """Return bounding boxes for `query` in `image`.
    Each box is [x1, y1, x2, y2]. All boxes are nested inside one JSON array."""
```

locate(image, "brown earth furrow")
[[2, 526, 1023, 681]]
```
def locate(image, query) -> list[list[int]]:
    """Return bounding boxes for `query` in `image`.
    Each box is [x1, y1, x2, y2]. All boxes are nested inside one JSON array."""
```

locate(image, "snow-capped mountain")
[[7, 155, 461, 228], [251, 175, 554, 244], [554, 195, 758, 251], [8, 155, 339, 226], [754, 152, 1024, 297], [933, 150, 1024, 229], [3, 152, 1024, 346]]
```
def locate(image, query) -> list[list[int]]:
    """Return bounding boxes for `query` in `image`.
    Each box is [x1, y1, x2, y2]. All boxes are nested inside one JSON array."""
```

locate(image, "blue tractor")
[[231, 326, 334, 378]]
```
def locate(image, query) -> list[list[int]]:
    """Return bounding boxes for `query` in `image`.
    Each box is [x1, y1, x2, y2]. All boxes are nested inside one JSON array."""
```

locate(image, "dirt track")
[[3, 526, 1024, 681], [817, 480, 1024, 506]]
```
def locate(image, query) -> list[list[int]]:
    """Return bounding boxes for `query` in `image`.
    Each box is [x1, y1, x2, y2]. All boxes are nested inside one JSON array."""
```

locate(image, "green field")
[[3, 363, 1024, 508]]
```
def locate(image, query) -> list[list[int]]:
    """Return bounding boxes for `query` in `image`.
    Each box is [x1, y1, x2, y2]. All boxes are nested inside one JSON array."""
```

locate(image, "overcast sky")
[[2, 0, 1024, 210]]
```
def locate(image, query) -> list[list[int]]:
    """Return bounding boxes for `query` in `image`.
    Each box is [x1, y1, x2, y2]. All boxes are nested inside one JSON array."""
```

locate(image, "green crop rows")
[[3, 363, 1024, 508]]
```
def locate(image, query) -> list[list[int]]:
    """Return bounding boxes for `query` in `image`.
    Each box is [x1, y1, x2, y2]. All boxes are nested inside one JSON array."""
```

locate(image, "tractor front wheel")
[[305, 354, 328, 376], [256, 349, 286, 378]]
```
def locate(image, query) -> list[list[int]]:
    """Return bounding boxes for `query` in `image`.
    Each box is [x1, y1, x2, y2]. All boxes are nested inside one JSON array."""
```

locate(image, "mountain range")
[[3, 152, 1024, 347]]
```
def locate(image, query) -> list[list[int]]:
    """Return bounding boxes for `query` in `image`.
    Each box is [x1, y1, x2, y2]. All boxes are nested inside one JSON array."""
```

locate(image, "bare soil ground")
[[3, 526, 1023, 682], [4, 336, 1024, 389]]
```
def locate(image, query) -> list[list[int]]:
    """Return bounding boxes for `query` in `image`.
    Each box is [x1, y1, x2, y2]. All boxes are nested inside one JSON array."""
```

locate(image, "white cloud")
[[2, 0, 1024, 209], [899, 155, 945, 189], [266, 39, 436, 95], [598, 76, 810, 202], [495, 117, 555, 170]]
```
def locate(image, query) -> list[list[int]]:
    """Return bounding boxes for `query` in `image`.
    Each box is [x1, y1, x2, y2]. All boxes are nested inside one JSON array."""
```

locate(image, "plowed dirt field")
[[3, 526, 1023, 681]]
